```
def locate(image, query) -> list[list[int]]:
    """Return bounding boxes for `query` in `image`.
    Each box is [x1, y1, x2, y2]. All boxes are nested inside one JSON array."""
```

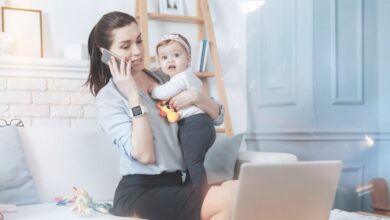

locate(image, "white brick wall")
[[8, 78, 47, 90], [0, 105, 9, 117], [71, 92, 95, 105], [32, 92, 71, 104], [10, 105, 50, 117], [51, 105, 83, 117], [0, 78, 6, 90], [48, 79, 86, 92], [0, 59, 98, 128], [0, 91, 31, 104], [1, 76, 97, 128]]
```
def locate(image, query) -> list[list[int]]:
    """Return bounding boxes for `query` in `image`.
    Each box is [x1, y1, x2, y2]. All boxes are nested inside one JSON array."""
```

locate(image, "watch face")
[[131, 106, 143, 116]]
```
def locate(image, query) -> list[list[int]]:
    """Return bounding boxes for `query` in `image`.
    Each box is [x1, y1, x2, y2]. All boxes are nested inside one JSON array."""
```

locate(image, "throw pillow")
[[0, 126, 40, 205], [204, 133, 244, 184]]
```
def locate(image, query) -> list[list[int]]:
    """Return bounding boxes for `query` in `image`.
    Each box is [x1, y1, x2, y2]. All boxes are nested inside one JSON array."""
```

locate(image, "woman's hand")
[[170, 89, 220, 120], [108, 56, 139, 102]]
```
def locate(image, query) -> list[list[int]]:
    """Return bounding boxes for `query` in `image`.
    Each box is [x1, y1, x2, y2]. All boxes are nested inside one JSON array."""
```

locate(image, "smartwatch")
[[130, 105, 147, 118]]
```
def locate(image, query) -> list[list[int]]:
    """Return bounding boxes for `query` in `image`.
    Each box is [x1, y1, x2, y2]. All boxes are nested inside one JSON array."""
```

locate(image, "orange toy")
[[156, 101, 180, 123]]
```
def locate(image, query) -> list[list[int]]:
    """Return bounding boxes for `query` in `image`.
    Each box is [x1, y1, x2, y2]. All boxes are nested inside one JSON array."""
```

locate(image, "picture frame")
[[1, 7, 43, 57], [159, 0, 184, 16]]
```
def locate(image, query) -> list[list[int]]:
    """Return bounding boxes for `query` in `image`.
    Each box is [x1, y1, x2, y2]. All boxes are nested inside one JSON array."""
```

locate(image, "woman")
[[87, 11, 236, 220]]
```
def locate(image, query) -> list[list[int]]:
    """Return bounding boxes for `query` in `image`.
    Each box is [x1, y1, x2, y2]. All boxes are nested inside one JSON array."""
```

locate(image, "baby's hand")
[[148, 82, 159, 93]]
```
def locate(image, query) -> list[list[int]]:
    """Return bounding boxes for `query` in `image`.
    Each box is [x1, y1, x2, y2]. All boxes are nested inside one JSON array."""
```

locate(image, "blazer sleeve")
[[95, 89, 135, 160]]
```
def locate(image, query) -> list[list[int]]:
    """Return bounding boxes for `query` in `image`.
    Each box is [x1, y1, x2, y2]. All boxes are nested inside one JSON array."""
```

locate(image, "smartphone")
[[101, 48, 122, 65]]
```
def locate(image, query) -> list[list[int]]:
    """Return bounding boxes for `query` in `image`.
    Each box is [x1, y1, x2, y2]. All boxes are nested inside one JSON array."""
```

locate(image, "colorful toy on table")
[[156, 100, 180, 123], [55, 186, 112, 217]]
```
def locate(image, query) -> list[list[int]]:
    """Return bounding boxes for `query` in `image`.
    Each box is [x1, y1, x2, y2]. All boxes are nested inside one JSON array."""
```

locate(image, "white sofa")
[[3, 128, 297, 220]]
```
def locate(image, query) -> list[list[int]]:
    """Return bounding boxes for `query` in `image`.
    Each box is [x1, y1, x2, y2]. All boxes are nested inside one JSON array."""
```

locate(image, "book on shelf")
[[196, 39, 209, 72]]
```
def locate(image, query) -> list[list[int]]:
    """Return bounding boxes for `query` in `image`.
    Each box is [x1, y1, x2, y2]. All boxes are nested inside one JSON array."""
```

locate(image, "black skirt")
[[110, 171, 210, 220]]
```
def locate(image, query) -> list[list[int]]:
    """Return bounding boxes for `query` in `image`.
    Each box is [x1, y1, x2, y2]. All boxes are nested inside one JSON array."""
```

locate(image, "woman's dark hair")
[[86, 11, 137, 96]]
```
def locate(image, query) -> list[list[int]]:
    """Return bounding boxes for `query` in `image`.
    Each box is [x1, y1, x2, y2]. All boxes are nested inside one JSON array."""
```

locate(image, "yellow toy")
[[156, 101, 180, 123]]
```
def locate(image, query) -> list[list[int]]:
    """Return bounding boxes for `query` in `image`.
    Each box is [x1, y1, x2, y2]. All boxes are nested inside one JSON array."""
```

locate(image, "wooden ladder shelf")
[[135, 0, 233, 136]]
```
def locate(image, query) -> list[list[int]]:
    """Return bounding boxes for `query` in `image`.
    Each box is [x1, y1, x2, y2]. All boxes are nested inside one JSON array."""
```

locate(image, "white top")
[[151, 68, 204, 118]]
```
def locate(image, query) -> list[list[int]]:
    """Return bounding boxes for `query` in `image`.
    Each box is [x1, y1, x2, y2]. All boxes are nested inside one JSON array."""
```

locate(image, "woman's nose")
[[131, 44, 141, 56]]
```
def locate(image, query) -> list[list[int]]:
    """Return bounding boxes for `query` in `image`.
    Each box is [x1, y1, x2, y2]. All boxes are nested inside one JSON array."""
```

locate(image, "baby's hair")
[[156, 33, 191, 56]]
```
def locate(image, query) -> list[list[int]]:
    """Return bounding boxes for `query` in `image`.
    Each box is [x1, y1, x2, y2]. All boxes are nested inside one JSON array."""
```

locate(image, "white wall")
[[247, 0, 314, 132], [208, 0, 247, 134], [246, 0, 387, 212], [0, 0, 247, 133], [3, 0, 134, 57], [377, 0, 390, 182], [0, 58, 94, 127]]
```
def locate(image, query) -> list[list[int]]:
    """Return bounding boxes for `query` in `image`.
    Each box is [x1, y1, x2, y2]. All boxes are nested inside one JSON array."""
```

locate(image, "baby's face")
[[157, 41, 190, 77]]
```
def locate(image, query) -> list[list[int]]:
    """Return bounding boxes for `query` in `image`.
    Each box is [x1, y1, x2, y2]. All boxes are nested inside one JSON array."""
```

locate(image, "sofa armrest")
[[234, 151, 298, 178]]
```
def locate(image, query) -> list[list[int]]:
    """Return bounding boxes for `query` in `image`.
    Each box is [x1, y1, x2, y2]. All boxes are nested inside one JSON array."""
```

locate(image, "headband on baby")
[[157, 34, 191, 54]]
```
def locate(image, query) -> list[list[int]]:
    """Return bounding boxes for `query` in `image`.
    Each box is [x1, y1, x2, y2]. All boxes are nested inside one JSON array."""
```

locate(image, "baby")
[[150, 33, 216, 187]]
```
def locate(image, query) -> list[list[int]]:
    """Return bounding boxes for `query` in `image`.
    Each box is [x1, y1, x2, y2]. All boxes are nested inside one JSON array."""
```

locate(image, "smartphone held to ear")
[[101, 48, 122, 65]]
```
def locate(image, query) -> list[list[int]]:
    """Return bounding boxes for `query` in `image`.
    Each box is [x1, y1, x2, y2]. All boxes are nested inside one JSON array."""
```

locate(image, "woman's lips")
[[131, 58, 143, 65]]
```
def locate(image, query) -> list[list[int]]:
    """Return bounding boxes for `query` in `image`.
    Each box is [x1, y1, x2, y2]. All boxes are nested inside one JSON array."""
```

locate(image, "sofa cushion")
[[204, 133, 244, 184], [17, 128, 121, 203], [0, 126, 40, 205]]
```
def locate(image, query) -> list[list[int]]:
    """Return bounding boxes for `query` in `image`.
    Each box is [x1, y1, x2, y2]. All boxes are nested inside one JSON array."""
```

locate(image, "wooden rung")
[[147, 13, 204, 24], [216, 127, 226, 133], [195, 72, 215, 78], [149, 56, 156, 63]]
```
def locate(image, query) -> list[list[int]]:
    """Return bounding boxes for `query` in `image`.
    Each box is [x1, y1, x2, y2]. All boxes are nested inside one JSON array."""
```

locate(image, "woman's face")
[[109, 22, 144, 72]]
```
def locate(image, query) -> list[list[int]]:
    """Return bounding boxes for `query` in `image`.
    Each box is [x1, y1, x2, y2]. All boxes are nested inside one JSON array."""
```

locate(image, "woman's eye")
[[137, 40, 143, 44]]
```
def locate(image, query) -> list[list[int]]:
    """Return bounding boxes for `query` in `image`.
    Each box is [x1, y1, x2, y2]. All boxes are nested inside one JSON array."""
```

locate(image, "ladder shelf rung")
[[147, 13, 204, 24], [149, 56, 156, 63], [195, 72, 215, 78], [216, 127, 226, 133]]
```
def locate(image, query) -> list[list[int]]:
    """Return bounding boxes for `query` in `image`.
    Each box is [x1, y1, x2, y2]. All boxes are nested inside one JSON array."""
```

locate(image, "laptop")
[[232, 161, 342, 220]]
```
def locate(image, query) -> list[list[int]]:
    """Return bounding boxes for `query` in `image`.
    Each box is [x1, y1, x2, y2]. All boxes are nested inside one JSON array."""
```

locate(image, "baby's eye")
[[161, 55, 167, 60], [174, 53, 180, 58]]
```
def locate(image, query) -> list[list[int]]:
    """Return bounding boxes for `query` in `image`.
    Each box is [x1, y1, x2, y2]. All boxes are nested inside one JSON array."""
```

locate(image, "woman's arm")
[[128, 97, 155, 164], [109, 57, 155, 164], [169, 89, 222, 121]]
